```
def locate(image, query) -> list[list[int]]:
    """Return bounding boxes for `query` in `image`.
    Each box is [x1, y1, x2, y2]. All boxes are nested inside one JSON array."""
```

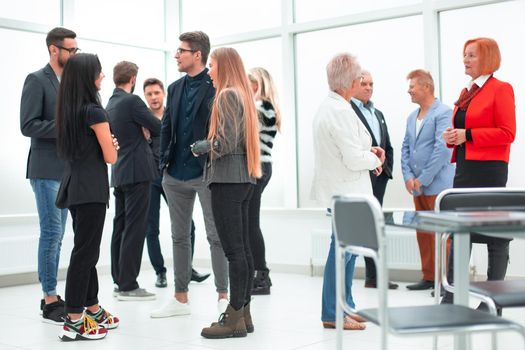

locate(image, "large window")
[[294, 0, 420, 23], [0, 29, 48, 215], [73, 0, 165, 46], [439, 1, 525, 189], [181, 0, 282, 38], [295, 15, 424, 208], [223, 38, 286, 207], [0, 0, 60, 25], [80, 40, 165, 105]]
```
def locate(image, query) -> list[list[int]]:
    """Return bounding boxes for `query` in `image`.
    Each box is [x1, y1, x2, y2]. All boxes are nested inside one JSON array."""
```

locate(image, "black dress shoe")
[[155, 272, 167, 288], [406, 279, 434, 290], [191, 269, 210, 283], [364, 280, 399, 290]]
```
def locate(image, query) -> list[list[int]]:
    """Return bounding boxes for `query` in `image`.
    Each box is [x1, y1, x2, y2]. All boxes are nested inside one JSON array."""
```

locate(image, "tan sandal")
[[322, 317, 366, 331], [347, 313, 367, 323]]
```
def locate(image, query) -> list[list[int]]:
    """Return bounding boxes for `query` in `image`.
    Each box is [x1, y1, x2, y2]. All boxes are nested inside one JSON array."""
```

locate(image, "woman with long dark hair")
[[192, 47, 261, 339], [55, 53, 119, 341], [246, 67, 281, 295]]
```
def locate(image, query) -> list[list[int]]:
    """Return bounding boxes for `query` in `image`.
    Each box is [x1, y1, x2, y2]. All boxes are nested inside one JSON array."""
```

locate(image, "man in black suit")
[[106, 61, 161, 301], [151, 31, 228, 318], [350, 70, 398, 290], [20, 27, 79, 324]]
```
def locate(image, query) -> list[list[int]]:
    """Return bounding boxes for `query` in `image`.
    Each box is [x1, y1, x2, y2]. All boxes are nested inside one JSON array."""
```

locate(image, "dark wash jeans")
[[65, 203, 106, 314], [210, 182, 254, 310]]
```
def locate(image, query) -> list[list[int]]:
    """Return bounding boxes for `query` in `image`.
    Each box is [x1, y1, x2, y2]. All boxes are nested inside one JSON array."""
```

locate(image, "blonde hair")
[[406, 69, 435, 94], [248, 67, 282, 131], [208, 47, 261, 178]]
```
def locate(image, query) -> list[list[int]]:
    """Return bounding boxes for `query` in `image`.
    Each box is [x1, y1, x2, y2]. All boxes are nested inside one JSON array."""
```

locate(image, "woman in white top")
[[311, 53, 384, 330]]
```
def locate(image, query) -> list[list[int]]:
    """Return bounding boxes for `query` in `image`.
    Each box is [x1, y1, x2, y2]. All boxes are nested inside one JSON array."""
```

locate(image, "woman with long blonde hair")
[[246, 67, 281, 295], [192, 47, 260, 339]]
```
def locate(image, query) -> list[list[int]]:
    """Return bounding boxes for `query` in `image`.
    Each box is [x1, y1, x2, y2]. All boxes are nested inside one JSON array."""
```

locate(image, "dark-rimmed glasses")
[[176, 47, 196, 55], [55, 45, 81, 54]]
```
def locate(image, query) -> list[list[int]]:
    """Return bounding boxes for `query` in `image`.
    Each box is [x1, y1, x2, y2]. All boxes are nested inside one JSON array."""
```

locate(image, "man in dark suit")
[[150, 31, 228, 318], [106, 61, 161, 301], [20, 27, 79, 324], [350, 70, 398, 290]]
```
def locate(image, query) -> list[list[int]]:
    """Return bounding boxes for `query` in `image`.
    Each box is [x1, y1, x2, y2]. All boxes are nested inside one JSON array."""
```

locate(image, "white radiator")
[[310, 227, 421, 272]]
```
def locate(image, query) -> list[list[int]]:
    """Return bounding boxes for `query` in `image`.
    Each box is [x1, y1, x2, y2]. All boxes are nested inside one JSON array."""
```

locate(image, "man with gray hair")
[[350, 70, 397, 290], [311, 53, 384, 330]]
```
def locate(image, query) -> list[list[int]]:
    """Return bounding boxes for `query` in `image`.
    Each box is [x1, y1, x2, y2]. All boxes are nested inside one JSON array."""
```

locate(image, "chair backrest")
[[332, 194, 383, 252], [436, 188, 525, 212]]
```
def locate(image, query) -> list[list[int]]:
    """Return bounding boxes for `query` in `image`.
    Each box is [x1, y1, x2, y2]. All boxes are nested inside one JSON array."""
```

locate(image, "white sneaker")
[[150, 299, 191, 318], [217, 298, 229, 314]]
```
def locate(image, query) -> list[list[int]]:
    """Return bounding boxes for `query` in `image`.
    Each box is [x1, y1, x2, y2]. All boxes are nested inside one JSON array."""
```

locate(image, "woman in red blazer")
[[442, 38, 516, 310]]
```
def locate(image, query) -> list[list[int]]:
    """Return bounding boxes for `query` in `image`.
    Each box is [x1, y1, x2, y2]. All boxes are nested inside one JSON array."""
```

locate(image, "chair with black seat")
[[332, 193, 525, 350], [437, 188, 525, 315]]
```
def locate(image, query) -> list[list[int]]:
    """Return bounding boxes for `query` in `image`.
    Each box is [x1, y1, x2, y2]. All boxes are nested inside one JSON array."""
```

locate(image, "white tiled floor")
[[0, 270, 524, 349]]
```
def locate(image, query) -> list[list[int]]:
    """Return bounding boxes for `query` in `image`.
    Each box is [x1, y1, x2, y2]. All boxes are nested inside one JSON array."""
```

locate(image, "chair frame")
[[332, 193, 525, 350]]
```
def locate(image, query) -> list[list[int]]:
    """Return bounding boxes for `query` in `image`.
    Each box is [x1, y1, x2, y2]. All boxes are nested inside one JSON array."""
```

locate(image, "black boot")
[[251, 270, 272, 295]]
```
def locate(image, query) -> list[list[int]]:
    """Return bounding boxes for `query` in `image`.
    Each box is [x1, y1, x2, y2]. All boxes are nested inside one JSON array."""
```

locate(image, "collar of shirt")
[[468, 74, 491, 90], [351, 97, 375, 112], [186, 68, 207, 83]]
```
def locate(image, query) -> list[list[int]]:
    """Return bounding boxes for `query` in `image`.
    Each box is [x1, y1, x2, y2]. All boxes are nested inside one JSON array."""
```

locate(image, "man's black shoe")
[[155, 272, 167, 288], [40, 295, 65, 315], [364, 280, 399, 290], [191, 269, 210, 283], [406, 279, 434, 290]]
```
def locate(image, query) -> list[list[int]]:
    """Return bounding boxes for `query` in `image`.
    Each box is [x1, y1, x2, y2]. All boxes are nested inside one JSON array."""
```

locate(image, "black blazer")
[[106, 88, 161, 187], [159, 69, 215, 171], [20, 64, 64, 180], [351, 100, 394, 179]]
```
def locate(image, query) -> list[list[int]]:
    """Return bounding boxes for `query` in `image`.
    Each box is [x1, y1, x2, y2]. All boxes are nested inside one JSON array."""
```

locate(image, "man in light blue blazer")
[[401, 69, 454, 291]]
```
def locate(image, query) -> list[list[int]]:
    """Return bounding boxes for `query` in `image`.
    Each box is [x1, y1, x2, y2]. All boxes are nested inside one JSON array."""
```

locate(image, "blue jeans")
[[30, 179, 68, 296], [321, 232, 357, 322]]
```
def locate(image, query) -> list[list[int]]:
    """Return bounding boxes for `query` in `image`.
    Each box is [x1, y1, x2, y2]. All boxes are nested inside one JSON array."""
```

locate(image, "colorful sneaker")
[[59, 314, 107, 341], [86, 306, 120, 329]]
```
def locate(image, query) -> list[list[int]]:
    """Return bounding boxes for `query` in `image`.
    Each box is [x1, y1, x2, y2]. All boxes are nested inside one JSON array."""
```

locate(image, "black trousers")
[[248, 162, 272, 272], [111, 181, 151, 291], [65, 203, 106, 314], [365, 171, 389, 282], [210, 182, 254, 310], [442, 157, 510, 303]]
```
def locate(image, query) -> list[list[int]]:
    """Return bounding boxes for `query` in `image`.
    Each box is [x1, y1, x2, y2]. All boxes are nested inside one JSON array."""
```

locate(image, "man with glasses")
[[151, 31, 228, 318], [20, 27, 79, 324]]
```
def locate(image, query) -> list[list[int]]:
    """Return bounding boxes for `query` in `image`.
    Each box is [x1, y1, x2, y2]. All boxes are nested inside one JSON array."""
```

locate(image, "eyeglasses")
[[55, 45, 81, 54], [176, 47, 196, 55]]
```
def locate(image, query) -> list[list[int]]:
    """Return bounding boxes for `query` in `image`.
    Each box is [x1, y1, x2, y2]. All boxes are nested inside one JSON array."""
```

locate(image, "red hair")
[[208, 47, 261, 178], [464, 37, 501, 75]]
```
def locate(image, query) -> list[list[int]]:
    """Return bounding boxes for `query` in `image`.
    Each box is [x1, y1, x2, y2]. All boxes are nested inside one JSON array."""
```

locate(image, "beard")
[[130, 84, 135, 94], [57, 55, 67, 68]]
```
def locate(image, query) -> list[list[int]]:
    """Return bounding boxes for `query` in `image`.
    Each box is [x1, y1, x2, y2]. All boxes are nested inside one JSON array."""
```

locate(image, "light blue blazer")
[[401, 99, 455, 196]]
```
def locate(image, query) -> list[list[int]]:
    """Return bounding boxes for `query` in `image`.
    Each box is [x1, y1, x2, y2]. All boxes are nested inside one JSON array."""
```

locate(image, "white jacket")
[[310, 91, 382, 208]]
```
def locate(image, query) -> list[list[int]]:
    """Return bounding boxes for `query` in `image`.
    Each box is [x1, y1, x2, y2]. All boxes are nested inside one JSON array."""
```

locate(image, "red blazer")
[[450, 76, 516, 163]]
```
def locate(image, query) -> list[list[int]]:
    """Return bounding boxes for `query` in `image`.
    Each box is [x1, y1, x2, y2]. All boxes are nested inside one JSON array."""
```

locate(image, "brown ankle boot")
[[244, 303, 254, 333], [201, 304, 247, 339]]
